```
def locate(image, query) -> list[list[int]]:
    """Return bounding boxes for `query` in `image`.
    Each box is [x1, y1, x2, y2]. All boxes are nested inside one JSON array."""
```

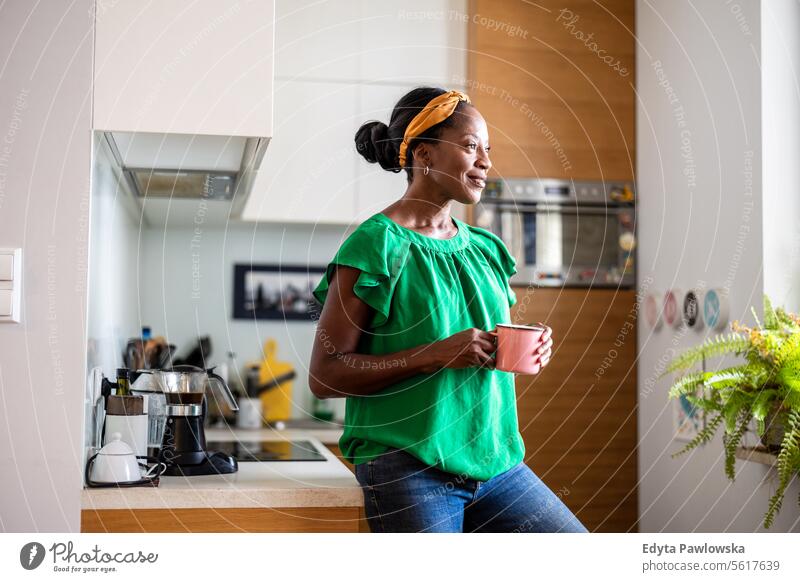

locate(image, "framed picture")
[[233, 264, 325, 321]]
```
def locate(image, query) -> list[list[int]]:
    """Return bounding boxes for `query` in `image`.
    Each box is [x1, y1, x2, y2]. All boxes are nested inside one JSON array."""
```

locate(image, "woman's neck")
[[383, 184, 456, 235]]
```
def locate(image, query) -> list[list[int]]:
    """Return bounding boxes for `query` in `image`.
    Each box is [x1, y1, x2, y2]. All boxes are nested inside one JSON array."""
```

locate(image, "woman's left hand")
[[534, 322, 553, 369]]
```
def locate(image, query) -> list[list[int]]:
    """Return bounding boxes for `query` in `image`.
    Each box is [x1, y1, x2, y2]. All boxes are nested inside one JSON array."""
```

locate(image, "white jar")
[[236, 397, 263, 429]]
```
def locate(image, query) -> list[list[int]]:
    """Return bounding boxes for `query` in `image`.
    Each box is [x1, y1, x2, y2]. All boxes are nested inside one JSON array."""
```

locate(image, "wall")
[[138, 222, 351, 421], [86, 136, 143, 378], [83, 134, 144, 458], [0, 1, 93, 532], [762, 0, 800, 312], [636, 0, 799, 532]]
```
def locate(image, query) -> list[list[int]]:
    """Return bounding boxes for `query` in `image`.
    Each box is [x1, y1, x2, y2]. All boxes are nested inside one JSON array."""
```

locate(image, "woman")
[[310, 87, 587, 533]]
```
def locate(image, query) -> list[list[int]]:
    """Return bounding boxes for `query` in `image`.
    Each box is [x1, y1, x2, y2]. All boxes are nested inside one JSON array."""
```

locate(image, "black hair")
[[354, 87, 471, 182]]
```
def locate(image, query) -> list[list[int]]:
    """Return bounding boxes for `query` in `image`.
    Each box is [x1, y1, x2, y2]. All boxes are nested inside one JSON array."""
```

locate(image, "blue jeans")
[[355, 447, 589, 533]]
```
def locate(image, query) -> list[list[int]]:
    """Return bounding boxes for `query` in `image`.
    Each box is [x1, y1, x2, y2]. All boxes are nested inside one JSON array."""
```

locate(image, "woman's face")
[[418, 105, 492, 204]]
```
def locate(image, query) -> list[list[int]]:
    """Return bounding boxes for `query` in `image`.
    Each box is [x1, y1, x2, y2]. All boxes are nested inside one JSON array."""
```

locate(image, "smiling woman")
[[308, 87, 585, 533]]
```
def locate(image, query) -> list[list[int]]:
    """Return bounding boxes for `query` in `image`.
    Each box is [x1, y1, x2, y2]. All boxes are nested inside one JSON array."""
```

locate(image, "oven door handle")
[[484, 201, 631, 213]]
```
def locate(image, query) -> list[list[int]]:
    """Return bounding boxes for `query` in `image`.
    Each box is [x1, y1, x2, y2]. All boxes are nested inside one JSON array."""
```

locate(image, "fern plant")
[[666, 295, 800, 529]]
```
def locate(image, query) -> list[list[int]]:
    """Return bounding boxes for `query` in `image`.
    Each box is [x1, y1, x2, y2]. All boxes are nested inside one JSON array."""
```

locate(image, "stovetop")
[[205, 439, 327, 462]]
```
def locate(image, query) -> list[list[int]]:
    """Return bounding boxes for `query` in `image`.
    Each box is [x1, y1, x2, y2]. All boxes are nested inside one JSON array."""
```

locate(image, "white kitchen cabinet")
[[274, 0, 360, 81], [243, 0, 469, 224], [93, 0, 275, 137], [358, 0, 468, 85], [275, 0, 467, 86], [242, 81, 360, 224]]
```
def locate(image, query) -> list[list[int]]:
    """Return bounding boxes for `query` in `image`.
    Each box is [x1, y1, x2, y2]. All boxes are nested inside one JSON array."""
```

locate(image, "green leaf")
[[752, 305, 762, 329], [664, 335, 749, 375], [685, 395, 719, 412], [764, 295, 778, 330], [672, 415, 724, 458], [763, 409, 800, 528], [774, 331, 800, 367], [668, 372, 706, 399], [705, 368, 750, 390], [752, 389, 779, 421], [723, 412, 751, 480], [723, 392, 748, 433]]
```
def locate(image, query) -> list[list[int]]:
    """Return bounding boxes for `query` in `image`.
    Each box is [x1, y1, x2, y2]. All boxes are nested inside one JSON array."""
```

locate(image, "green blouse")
[[312, 212, 525, 481]]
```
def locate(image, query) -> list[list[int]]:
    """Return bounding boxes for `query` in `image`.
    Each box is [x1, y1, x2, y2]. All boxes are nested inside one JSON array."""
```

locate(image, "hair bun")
[[354, 120, 400, 172]]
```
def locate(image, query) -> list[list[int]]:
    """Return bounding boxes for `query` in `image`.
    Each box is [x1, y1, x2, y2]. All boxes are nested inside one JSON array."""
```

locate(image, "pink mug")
[[491, 323, 547, 374]]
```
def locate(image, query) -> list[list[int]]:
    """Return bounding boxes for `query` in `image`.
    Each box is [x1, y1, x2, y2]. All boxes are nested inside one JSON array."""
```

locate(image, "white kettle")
[[86, 433, 164, 487]]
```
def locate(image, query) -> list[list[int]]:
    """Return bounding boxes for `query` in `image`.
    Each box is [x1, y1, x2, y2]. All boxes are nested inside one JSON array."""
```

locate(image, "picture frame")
[[232, 264, 326, 321]]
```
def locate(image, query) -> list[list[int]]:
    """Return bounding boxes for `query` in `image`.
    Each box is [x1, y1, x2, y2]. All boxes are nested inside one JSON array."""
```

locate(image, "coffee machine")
[[154, 367, 240, 476]]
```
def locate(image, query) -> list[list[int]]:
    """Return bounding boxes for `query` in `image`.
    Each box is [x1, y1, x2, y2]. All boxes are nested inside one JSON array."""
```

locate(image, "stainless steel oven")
[[474, 178, 636, 288]]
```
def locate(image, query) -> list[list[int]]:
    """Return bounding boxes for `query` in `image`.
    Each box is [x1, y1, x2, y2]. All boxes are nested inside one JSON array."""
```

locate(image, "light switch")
[[0, 290, 12, 317], [0, 254, 12, 281], [0, 248, 21, 323]]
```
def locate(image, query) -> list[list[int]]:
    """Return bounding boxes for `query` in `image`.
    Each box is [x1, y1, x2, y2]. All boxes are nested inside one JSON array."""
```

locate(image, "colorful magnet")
[[703, 288, 729, 331], [683, 289, 703, 330], [644, 291, 663, 330], [663, 289, 682, 329]]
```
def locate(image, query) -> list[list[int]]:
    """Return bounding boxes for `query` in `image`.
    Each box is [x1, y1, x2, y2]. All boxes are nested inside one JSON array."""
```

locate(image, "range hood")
[[104, 131, 269, 217]]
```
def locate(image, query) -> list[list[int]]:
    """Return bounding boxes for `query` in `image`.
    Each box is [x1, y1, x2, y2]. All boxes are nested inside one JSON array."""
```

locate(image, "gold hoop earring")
[[424, 165, 430, 176]]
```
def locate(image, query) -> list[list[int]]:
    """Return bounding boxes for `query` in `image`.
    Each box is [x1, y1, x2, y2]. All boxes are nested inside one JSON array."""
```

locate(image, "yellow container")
[[254, 339, 294, 423]]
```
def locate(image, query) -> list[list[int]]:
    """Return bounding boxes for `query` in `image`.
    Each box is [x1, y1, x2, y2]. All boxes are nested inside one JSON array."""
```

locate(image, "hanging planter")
[[665, 296, 800, 529]]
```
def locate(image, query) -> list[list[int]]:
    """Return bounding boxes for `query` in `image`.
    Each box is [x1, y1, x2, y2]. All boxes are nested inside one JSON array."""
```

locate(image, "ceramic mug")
[[491, 323, 547, 374]]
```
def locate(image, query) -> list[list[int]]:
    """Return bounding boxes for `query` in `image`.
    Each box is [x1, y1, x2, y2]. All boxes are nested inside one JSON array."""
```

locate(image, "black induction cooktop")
[[205, 439, 326, 462]]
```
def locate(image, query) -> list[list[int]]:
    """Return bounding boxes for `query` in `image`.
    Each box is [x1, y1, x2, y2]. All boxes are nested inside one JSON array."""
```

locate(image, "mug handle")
[[143, 462, 167, 479], [487, 328, 498, 350]]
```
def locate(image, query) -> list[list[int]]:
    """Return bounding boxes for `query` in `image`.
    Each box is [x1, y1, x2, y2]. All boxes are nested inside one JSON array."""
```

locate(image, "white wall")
[[83, 134, 144, 457], [636, 0, 799, 532], [0, 1, 93, 532], [86, 136, 143, 378], [762, 0, 800, 312]]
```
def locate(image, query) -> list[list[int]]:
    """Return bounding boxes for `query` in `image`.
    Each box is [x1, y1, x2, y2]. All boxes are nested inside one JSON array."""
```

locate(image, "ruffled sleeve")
[[467, 225, 518, 307], [312, 220, 411, 328]]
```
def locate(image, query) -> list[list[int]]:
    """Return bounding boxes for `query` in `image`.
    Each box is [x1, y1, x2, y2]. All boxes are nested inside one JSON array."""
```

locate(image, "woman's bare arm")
[[308, 266, 497, 399]]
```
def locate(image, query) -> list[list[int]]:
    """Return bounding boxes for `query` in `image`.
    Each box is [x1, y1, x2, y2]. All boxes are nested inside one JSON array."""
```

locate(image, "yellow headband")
[[397, 90, 471, 168]]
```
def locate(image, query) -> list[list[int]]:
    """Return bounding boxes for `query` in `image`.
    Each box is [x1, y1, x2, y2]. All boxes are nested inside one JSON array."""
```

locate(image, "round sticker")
[[644, 292, 663, 330], [683, 289, 703, 330], [663, 289, 682, 328], [703, 288, 729, 331]]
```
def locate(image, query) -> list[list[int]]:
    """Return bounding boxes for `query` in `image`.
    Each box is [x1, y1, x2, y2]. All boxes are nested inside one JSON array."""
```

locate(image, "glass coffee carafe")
[[156, 366, 239, 410], [130, 366, 239, 458]]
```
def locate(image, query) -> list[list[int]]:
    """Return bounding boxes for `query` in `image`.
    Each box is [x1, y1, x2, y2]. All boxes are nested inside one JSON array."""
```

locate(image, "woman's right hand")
[[425, 328, 497, 372]]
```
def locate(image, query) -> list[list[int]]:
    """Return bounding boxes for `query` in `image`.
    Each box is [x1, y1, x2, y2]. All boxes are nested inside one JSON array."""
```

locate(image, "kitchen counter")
[[81, 428, 364, 532], [82, 435, 359, 510]]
